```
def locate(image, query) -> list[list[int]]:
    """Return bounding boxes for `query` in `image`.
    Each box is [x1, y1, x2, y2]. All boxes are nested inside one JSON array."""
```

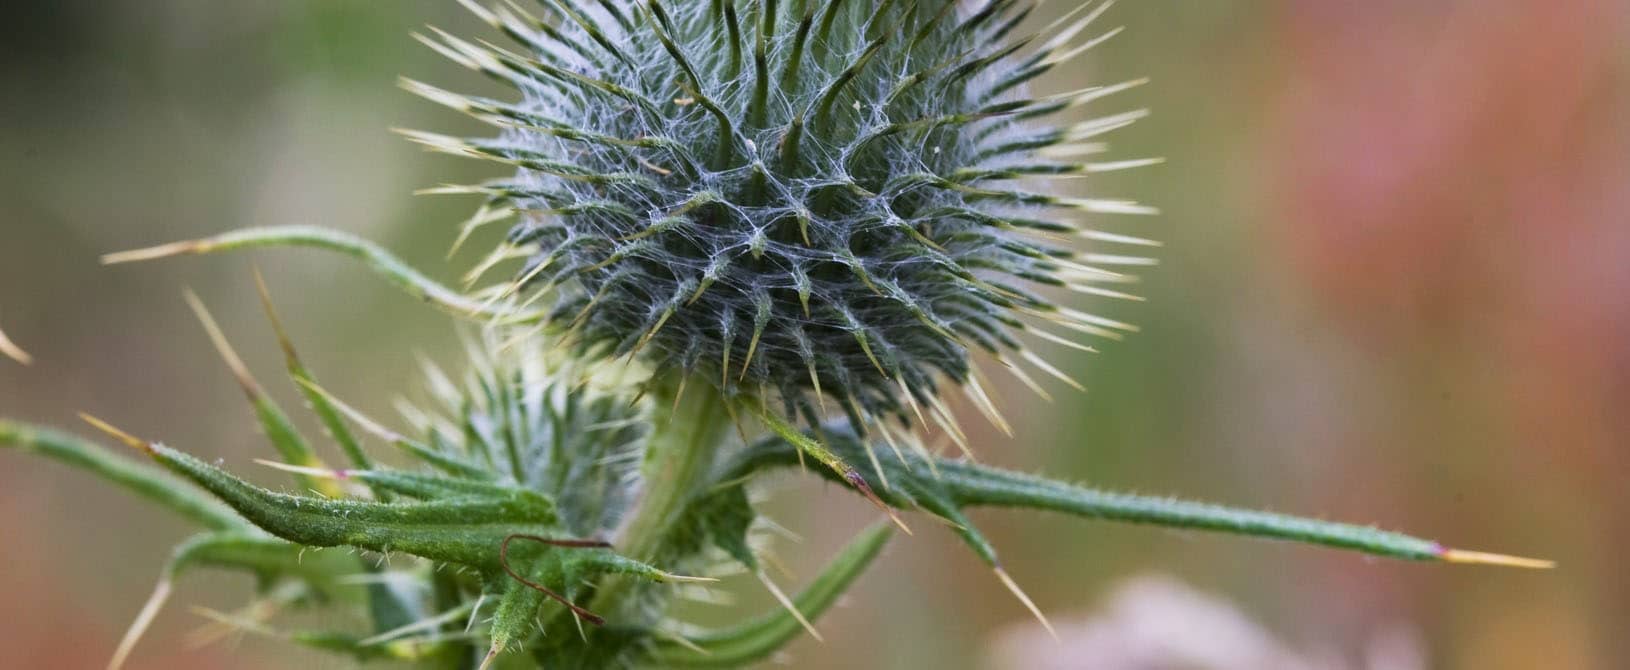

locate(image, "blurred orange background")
[[1, 2, 1625, 668]]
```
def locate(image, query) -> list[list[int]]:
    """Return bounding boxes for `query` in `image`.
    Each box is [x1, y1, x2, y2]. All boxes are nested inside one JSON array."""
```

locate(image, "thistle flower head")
[[411, 0, 1156, 429]]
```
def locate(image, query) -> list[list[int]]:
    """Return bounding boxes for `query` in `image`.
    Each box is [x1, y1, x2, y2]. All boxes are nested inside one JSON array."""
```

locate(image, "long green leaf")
[[102, 225, 544, 322], [0, 419, 244, 531], [722, 428, 1552, 568], [132, 437, 559, 569]]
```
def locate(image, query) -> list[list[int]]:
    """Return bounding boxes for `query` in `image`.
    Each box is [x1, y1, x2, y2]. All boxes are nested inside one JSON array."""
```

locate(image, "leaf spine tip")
[[0, 320, 31, 365], [756, 569, 823, 642], [78, 412, 152, 455], [1437, 547, 1556, 570], [993, 565, 1056, 640]]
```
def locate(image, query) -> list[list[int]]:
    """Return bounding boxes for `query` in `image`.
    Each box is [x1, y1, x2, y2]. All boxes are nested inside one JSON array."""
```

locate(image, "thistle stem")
[[592, 375, 732, 618]]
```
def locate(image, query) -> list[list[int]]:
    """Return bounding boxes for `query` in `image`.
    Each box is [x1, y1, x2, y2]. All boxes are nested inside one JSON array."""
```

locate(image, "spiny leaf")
[[91, 418, 560, 570], [495, 535, 616, 631], [725, 426, 1554, 568]]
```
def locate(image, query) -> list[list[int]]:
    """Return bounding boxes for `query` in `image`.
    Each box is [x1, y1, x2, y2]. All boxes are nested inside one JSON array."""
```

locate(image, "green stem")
[[592, 376, 732, 618]]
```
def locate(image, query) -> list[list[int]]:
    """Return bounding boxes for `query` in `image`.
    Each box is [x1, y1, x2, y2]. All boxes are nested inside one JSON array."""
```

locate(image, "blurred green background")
[[2, 2, 1625, 668]]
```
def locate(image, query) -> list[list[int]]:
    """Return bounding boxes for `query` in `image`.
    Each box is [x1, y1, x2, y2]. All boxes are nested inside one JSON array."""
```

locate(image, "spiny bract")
[[408, 0, 1157, 431]]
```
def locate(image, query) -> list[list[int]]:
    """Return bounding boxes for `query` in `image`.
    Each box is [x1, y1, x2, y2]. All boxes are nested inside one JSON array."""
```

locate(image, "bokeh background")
[[2, 2, 1625, 668]]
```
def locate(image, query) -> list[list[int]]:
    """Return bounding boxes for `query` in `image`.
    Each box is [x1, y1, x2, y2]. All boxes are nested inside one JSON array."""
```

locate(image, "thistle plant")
[[0, 2, 1550, 669]]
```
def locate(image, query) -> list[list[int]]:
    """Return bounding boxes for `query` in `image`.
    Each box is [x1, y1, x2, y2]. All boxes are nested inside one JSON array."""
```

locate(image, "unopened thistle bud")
[[409, 0, 1157, 431]]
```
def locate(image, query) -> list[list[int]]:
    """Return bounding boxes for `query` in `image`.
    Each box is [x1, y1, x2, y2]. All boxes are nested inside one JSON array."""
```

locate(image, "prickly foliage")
[[0, 317, 1547, 668], [0, 307, 1549, 669], [84, 313, 715, 668], [411, 0, 1157, 430]]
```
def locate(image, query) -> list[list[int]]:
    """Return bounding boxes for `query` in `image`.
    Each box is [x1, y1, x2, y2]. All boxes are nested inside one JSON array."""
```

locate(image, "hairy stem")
[[593, 376, 732, 618]]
